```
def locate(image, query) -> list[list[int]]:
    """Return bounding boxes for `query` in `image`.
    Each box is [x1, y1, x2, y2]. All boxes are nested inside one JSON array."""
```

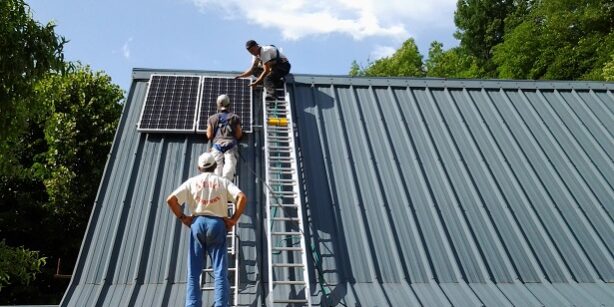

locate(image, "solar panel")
[[137, 75, 201, 132], [196, 77, 253, 133]]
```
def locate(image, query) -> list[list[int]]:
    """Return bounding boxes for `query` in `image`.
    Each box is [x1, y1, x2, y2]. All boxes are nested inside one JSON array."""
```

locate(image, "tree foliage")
[[35, 67, 124, 227], [493, 0, 614, 80], [0, 1, 123, 303], [454, 0, 527, 77], [425, 42, 481, 78], [350, 0, 612, 81], [0, 240, 46, 291], [0, 65, 123, 304], [0, 0, 66, 174], [351, 38, 425, 77]]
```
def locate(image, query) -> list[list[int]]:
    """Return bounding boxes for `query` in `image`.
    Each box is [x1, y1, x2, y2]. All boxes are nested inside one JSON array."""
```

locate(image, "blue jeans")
[[186, 216, 229, 307]]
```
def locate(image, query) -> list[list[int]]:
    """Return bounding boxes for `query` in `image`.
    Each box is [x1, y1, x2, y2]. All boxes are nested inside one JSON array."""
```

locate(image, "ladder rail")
[[263, 85, 312, 306]]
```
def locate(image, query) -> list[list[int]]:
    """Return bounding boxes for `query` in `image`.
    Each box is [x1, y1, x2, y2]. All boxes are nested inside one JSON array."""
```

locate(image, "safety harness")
[[212, 112, 237, 153]]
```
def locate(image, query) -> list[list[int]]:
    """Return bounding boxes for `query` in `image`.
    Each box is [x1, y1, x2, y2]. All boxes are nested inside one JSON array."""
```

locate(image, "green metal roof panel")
[[61, 68, 614, 306]]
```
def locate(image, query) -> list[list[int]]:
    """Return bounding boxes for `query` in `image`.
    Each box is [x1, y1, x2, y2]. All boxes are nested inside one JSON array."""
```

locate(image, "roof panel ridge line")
[[570, 90, 614, 156], [130, 135, 168, 284], [342, 84, 386, 282], [487, 88, 550, 281], [496, 88, 573, 282], [458, 88, 525, 283], [514, 89, 583, 282], [428, 88, 498, 283], [440, 88, 513, 283], [557, 90, 614, 203], [384, 86, 439, 283], [544, 91, 614, 278], [364, 85, 415, 281], [84, 132, 150, 305], [585, 90, 614, 138], [61, 84, 138, 301], [419, 86, 471, 282], [163, 138, 191, 283], [403, 86, 463, 283]]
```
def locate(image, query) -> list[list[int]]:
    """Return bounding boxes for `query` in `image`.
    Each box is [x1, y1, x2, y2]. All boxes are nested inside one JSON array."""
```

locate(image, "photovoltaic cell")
[[197, 77, 252, 133], [137, 75, 201, 132]]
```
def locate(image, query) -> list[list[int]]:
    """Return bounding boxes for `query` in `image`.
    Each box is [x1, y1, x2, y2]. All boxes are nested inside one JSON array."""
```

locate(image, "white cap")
[[216, 94, 230, 110], [198, 152, 215, 169]]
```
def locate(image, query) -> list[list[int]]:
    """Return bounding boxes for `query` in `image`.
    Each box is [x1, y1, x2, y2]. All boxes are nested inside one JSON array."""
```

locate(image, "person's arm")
[[206, 123, 214, 140], [235, 57, 257, 79], [234, 122, 243, 140], [166, 195, 192, 227], [249, 62, 272, 88], [224, 192, 247, 231]]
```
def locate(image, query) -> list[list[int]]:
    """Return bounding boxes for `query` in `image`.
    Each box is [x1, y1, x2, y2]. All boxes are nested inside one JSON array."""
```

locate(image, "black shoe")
[[265, 94, 276, 101]]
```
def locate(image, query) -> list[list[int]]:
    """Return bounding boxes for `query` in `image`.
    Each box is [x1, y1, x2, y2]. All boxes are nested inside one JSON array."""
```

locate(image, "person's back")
[[166, 152, 247, 307], [207, 94, 242, 180]]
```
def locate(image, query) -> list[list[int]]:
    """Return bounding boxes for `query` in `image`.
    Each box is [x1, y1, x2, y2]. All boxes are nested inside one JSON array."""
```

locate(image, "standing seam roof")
[[61, 69, 614, 306]]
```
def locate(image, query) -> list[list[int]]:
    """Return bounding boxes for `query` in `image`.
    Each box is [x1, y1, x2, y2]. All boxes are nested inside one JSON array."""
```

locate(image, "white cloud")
[[122, 37, 133, 59], [371, 45, 396, 60], [192, 0, 455, 41]]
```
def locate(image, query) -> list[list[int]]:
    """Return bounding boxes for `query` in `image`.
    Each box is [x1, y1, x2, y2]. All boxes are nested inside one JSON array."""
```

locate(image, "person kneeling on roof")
[[235, 39, 291, 100], [207, 94, 242, 181]]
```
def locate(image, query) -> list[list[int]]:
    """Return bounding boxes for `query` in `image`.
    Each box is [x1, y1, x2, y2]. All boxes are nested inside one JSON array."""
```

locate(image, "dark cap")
[[245, 40, 258, 49]]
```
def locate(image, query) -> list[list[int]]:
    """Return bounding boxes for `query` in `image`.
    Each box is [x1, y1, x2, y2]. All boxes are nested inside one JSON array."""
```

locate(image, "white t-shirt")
[[171, 172, 242, 218], [253, 45, 287, 65]]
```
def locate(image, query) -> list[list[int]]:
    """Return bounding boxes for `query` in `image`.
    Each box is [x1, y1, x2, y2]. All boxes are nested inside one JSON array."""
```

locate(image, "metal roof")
[[61, 68, 614, 306]]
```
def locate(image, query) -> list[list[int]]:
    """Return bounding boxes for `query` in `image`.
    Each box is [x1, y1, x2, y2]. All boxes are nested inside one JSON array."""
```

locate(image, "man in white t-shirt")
[[235, 39, 291, 100], [166, 152, 247, 307]]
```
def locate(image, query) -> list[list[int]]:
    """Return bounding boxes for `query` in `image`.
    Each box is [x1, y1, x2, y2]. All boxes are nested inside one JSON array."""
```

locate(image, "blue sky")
[[28, 0, 459, 92]]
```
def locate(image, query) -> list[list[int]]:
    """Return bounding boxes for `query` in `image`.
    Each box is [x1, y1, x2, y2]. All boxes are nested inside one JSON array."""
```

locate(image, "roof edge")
[[131, 68, 614, 90]]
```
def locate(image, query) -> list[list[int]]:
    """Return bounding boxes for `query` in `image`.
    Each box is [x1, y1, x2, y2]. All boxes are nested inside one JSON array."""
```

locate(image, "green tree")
[[349, 60, 365, 77], [350, 38, 425, 77], [454, 0, 529, 77], [0, 240, 46, 291], [34, 65, 124, 239], [0, 0, 65, 174], [425, 41, 481, 78], [603, 55, 614, 81], [493, 0, 614, 80], [0, 66, 123, 304]]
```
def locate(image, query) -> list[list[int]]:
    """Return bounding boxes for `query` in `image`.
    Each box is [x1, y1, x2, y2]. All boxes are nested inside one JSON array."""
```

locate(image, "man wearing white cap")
[[166, 152, 247, 307], [207, 94, 242, 181]]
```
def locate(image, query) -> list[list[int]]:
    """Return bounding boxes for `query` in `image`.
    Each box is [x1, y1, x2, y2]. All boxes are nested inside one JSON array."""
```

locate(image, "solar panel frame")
[[137, 74, 202, 133], [196, 77, 253, 134]]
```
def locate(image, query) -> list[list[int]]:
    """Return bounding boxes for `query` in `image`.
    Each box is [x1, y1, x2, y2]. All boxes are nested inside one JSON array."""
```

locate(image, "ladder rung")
[[204, 267, 237, 272], [202, 286, 237, 290], [273, 280, 306, 285], [269, 178, 295, 183], [267, 146, 292, 151], [269, 167, 294, 171], [271, 231, 302, 236], [273, 299, 309, 304], [270, 204, 299, 208], [272, 263, 305, 267], [269, 191, 297, 197], [272, 247, 303, 251], [272, 217, 301, 221]]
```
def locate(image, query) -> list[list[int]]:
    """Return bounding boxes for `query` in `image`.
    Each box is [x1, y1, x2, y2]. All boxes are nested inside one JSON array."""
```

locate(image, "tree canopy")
[[0, 0, 123, 303], [351, 0, 614, 81]]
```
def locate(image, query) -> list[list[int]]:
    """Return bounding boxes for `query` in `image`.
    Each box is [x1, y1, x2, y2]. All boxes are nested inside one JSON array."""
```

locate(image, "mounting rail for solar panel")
[[137, 74, 202, 133], [195, 77, 253, 134]]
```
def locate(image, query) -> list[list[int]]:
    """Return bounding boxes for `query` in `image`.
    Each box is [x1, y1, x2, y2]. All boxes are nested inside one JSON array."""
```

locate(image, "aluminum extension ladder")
[[201, 201, 240, 306], [263, 85, 312, 306]]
